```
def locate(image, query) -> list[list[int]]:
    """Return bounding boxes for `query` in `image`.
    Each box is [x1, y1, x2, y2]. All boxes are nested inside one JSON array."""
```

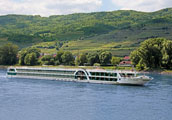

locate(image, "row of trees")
[[41, 51, 74, 65], [75, 51, 119, 66], [0, 43, 121, 66], [130, 38, 172, 70], [41, 51, 120, 66]]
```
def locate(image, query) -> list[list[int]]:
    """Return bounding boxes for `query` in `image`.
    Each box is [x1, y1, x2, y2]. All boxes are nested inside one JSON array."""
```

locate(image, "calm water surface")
[[0, 69, 172, 120]]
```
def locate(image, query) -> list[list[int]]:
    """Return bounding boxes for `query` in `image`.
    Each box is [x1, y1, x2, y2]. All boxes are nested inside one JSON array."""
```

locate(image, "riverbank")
[[0, 65, 8, 69], [140, 69, 172, 75], [156, 70, 172, 75], [102, 66, 172, 75]]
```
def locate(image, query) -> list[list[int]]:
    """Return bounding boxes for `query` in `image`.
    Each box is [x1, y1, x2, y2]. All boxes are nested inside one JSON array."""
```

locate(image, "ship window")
[[9, 69, 15, 72], [91, 77, 96, 80], [110, 73, 114, 76], [120, 73, 126, 77], [96, 72, 99, 76], [105, 73, 109, 76], [113, 73, 117, 77], [91, 72, 95, 75], [100, 72, 104, 76], [126, 74, 135, 77]]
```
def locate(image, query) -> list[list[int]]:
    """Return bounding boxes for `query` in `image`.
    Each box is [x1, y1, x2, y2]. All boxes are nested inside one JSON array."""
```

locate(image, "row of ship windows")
[[75, 76, 117, 81], [17, 73, 74, 78], [16, 70, 117, 77], [90, 77, 117, 81], [7, 72, 16, 75], [17, 69, 75, 74], [90, 72, 117, 77], [16, 73, 117, 81]]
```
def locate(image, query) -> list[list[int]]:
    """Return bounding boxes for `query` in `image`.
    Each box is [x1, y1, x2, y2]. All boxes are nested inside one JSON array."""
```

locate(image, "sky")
[[0, 0, 172, 16]]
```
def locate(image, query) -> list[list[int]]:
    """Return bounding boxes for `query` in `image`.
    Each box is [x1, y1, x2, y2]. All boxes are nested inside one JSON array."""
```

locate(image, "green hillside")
[[0, 8, 172, 56]]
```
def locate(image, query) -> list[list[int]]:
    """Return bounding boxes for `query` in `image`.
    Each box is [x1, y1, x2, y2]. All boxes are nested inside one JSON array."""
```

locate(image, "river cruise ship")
[[6, 67, 153, 85]]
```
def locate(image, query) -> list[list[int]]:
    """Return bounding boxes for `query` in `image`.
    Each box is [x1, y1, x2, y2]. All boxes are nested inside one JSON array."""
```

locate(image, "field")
[[32, 22, 172, 56]]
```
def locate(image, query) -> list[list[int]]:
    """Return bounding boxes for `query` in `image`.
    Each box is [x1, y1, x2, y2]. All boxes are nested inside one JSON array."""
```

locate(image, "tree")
[[24, 52, 37, 66], [80, 53, 88, 66], [61, 51, 74, 65], [111, 56, 121, 66], [130, 50, 140, 66], [87, 53, 100, 66], [41, 55, 54, 65], [139, 38, 163, 68], [99, 51, 112, 65], [19, 48, 27, 65], [130, 38, 172, 70], [19, 47, 41, 65], [0, 43, 18, 65], [54, 51, 64, 64], [75, 56, 81, 66], [75, 53, 88, 66], [161, 41, 172, 68]]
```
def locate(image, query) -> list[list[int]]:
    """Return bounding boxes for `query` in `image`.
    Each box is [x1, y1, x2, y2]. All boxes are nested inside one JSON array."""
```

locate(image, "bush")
[[111, 56, 121, 65], [93, 63, 100, 67]]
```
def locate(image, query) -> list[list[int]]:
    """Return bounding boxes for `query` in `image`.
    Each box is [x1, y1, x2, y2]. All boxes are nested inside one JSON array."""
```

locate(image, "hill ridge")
[[0, 8, 172, 56]]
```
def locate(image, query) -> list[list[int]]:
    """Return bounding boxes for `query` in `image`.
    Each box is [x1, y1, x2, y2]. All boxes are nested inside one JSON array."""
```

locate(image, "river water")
[[0, 69, 172, 120]]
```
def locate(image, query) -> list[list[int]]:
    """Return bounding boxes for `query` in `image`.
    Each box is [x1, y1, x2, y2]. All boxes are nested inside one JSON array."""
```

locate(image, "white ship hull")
[[7, 67, 153, 86], [117, 77, 151, 85]]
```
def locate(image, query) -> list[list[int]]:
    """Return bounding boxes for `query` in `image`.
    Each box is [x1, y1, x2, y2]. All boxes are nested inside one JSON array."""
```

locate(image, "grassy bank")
[[0, 65, 8, 69], [158, 70, 172, 75]]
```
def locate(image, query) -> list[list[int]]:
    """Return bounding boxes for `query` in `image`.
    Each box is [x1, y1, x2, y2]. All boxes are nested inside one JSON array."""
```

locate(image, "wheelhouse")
[[119, 72, 136, 77]]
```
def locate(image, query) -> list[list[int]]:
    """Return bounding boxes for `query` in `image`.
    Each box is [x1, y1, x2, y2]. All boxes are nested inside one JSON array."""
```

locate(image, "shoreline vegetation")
[[0, 38, 172, 74], [1, 65, 172, 75], [0, 38, 172, 73]]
